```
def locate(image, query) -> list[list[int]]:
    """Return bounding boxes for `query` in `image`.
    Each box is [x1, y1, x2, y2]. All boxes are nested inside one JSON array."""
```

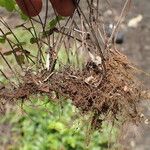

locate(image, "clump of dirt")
[[0, 49, 142, 128], [49, 50, 141, 127]]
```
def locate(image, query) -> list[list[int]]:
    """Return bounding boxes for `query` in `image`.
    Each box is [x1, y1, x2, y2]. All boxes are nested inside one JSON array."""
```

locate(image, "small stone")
[[144, 119, 149, 125], [123, 86, 128, 92], [115, 32, 124, 44], [140, 113, 144, 118], [130, 140, 135, 147], [128, 14, 143, 28], [106, 24, 124, 44]]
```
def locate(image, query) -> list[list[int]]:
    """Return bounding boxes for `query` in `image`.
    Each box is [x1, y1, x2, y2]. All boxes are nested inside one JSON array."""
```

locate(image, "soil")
[[121, 0, 150, 88], [111, 1, 150, 149]]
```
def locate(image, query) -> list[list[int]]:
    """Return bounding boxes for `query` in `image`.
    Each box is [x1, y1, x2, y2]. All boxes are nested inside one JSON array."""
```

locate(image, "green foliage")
[[0, 0, 15, 12], [0, 97, 118, 150], [48, 16, 64, 30], [0, 0, 28, 20], [0, 35, 5, 43]]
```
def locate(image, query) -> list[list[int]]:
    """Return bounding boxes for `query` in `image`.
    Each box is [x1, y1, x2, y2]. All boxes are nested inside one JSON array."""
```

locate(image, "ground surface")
[[112, 1, 150, 149], [0, 0, 150, 149], [121, 0, 150, 88]]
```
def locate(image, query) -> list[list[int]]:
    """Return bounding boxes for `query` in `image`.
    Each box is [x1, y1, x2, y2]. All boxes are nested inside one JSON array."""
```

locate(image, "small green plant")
[[0, 96, 118, 150]]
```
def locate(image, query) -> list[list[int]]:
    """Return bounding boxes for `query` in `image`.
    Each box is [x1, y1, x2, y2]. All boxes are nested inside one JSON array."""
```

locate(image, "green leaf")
[[48, 16, 64, 29], [0, 0, 15, 12], [4, 32, 12, 36], [48, 122, 65, 133], [0, 36, 5, 43], [30, 37, 38, 44], [14, 42, 27, 47], [20, 11, 29, 20]]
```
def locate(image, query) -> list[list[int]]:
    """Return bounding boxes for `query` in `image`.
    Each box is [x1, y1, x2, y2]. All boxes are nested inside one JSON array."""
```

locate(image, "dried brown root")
[[0, 50, 142, 128]]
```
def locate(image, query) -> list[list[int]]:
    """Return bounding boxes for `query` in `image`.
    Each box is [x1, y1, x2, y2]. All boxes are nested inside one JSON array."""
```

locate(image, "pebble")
[[106, 24, 124, 44]]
